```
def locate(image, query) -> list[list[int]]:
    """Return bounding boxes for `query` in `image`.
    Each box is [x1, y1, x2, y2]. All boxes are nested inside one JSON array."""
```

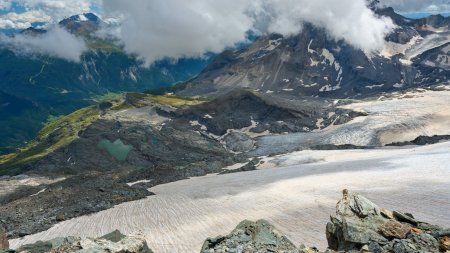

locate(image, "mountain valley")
[[0, 3, 449, 253]]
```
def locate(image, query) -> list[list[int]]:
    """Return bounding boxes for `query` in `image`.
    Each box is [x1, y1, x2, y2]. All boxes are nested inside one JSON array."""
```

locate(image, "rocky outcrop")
[[201, 219, 299, 253], [326, 189, 446, 253], [202, 190, 449, 253], [0, 225, 8, 250], [6, 230, 153, 253]]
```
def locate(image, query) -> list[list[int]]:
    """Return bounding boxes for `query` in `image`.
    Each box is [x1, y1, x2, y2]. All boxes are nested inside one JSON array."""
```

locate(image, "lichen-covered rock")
[[201, 219, 299, 253], [378, 220, 412, 239], [440, 235, 450, 252], [0, 225, 8, 250]]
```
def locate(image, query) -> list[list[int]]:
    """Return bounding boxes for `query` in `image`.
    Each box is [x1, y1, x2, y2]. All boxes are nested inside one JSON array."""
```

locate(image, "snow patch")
[[127, 180, 152, 187], [78, 14, 88, 22], [366, 84, 385, 89], [30, 188, 46, 197]]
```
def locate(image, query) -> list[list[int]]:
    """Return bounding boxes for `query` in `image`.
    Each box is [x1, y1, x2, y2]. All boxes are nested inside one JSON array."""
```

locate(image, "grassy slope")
[[0, 106, 100, 174], [125, 93, 206, 108]]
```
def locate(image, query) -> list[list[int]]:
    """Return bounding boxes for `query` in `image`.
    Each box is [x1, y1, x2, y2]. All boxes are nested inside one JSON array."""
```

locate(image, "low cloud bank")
[[0, 26, 87, 62]]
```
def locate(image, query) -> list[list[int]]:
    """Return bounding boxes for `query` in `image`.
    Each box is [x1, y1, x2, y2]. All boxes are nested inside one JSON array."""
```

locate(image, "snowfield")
[[252, 89, 450, 156], [11, 142, 450, 253]]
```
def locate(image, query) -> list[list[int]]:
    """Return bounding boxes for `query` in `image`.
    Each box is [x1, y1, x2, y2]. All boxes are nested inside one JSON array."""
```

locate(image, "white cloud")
[[257, 0, 395, 52], [18, 0, 101, 22], [0, 25, 87, 61], [0, 0, 12, 10], [379, 0, 450, 13], [103, 0, 255, 66], [0, 10, 51, 29], [103, 0, 395, 66]]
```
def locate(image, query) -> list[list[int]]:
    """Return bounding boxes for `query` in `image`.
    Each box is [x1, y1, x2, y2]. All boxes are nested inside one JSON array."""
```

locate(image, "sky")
[[0, 0, 448, 63]]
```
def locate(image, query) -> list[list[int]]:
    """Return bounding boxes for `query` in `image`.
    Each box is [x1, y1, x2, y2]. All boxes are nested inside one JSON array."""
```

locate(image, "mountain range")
[[0, 6, 450, 243], [0, 13, 210, 154], [178, 8, 450, 98]]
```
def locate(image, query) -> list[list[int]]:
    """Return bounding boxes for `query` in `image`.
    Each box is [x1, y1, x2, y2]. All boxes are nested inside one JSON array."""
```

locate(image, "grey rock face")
[[201, 219, 299, 253]]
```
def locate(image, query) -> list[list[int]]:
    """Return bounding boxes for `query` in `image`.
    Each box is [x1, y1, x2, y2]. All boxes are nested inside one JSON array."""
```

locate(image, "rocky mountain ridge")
[[177, 8, 450, 98]]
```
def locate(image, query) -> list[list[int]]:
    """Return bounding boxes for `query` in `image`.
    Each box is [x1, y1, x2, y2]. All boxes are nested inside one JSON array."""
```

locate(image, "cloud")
[[103, 0, 395, 66], [0, 0, 102, 29], [0, 0, 12, 10], [0, 25, 87, 61], [379, 0, 450, 13], [256, 0, 395, 52], [0, 10, 51, 29], [17, 0, 101, 22], [103, 0, 255, 66], [103, 0, 394, 66]]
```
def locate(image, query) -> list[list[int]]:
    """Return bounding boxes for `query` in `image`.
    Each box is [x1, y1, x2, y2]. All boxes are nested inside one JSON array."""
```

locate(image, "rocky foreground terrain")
[[1, 190, 448, 252]]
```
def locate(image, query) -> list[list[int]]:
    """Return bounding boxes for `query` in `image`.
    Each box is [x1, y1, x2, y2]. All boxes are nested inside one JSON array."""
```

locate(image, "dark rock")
[[56, 214, 65, 222], [391, 233, 439, 253], [386, 135, 450, 147], [417, 223, 445, 238], [393, 211, 419, 226], [98, 101, 113, 111], [219, 158, 260, 175], [201, 219, 299, 253], [223, 132, 255, 152], [368, 241, 383, 253], [100, 229, 126, 243], [0, 225, 8, 250]]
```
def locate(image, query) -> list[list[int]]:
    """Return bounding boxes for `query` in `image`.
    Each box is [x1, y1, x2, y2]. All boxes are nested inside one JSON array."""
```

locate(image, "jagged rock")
[[326, 190, 446, 253], [0, 225, 8, 250], [378, 220, 412, 239], [201, 219, 299, 253], [223, 132, 255, 152], [336, 189, 380, 218], [327, 190, 388, 251], [390, 233, 439, 253], [13, 231, 152, 253], [100, 229, 127, 243], [393, 211, 418, 226]]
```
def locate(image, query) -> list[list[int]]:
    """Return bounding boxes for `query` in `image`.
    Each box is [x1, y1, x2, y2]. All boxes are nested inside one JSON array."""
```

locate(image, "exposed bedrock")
[[202, 190, 449, 253]]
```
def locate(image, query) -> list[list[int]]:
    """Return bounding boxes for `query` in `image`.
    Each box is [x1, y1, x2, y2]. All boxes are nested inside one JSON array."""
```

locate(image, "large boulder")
[[0, 225, 8, 250], [201, 219, 299, 253], [326, 189, 445, 253], [326, 189, 389, 251]]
